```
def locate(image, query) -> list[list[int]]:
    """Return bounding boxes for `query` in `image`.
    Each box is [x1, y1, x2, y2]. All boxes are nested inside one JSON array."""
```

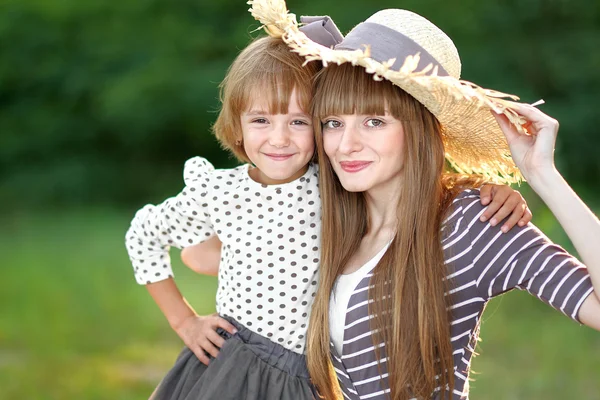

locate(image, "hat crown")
[[363, 9, 461, 78]]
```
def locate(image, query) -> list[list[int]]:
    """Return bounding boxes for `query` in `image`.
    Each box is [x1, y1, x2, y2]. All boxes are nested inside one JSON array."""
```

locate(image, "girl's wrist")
[[166, 300, 197, 331], [169, 311, 196, 331]]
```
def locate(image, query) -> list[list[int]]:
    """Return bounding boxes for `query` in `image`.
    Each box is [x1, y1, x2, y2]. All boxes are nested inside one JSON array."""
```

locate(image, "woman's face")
[[321, 112, 405, 193]]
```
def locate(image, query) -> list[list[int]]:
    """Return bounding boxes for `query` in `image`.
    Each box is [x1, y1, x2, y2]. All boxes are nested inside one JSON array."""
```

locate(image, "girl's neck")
[[248, 164, 309, 185]]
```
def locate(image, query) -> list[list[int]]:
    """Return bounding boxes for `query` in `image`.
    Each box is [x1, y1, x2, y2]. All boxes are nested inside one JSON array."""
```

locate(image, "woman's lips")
[[339, 161, 372, 173], [264, 153, 294, 161]]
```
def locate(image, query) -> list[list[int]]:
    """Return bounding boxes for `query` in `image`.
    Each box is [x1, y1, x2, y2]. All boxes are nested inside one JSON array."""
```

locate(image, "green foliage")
[[1, 0, 599, 207]]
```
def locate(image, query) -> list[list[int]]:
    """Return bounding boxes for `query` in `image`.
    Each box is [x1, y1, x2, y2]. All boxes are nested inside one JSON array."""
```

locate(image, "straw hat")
[[248, 0, 532, 183]]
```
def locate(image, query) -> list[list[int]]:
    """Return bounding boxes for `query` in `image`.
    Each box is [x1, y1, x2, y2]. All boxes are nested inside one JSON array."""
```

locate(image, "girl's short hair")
[[213, 36, 321, 163]]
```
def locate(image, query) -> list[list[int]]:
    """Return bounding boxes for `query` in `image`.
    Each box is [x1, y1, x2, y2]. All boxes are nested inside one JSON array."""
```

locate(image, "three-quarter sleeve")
[[125, 157, 216, 285], [459, 192, 594, 323]]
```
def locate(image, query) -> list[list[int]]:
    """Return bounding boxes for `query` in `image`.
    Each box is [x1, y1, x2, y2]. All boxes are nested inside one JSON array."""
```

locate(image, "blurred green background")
[[1, 0, 599, 399]]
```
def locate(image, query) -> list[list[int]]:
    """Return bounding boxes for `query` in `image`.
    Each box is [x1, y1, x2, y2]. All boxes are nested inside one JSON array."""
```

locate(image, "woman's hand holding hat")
[[493, 103, 559, 185]]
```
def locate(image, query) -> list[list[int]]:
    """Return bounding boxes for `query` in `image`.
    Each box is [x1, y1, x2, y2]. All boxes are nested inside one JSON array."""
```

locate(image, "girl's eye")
[[291, 120, 310, 126], [366, 119, 384, 128], [323, 120, 342, 129], [252, 118, 268, 124]]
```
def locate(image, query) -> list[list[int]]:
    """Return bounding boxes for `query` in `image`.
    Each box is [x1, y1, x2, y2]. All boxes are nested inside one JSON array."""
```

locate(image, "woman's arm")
[[526, 169, 600, 329], [494, 104, 600, 329]]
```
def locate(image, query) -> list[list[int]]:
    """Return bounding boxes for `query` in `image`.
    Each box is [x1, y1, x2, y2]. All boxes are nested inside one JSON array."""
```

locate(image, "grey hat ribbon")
[[299, 16, 344, 48], [335, 22, 449, 76]]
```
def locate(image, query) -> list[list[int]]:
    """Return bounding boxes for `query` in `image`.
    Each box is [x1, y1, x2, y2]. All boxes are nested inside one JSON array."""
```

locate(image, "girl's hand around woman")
[[493, 103, 559, 182], [480, 184, 532, 232], [173, 314, 237, 365]]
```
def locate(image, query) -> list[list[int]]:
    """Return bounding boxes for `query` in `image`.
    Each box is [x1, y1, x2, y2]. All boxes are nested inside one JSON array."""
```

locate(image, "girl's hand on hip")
[[173, 313, 237, 365], [493, 103, 559, 181]]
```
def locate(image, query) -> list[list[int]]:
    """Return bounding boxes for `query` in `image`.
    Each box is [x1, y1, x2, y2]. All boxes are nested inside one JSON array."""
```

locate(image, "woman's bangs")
[[313, 64, 398, 119]]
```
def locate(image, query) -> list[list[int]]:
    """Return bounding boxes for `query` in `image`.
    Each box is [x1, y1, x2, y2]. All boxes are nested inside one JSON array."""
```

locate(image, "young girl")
[[126, 21, 533, 400], [248, 3, 600, 399], [126, 36, 321, 399]]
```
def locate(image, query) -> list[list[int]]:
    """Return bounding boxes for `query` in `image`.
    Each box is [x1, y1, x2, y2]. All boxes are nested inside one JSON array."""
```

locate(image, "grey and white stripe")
[[330, 189, 594, 400]]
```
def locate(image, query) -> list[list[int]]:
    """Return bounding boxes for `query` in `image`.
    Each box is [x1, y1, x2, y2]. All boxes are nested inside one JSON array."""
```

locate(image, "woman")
[[249, 2, 600, 399]]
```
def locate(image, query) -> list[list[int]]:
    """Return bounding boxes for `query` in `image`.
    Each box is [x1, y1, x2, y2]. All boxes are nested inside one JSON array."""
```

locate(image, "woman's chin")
[[338, 180, 370, 193]]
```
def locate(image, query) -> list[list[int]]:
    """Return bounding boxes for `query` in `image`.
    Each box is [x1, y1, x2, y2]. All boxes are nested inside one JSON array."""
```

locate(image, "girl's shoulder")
[[182, 156, 247, 187]]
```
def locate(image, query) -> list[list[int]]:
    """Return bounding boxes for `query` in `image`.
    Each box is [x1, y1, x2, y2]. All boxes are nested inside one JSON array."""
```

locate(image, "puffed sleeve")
[[459, 190, 594, 323], [125, 157, 216, 285]]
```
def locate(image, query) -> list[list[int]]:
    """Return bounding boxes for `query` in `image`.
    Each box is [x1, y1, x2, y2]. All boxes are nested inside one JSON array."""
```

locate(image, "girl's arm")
[[181, 236, 222, 276], [146, 278, 236, 365], [495, 104, 600, 330], [125, 157, 236, 364]]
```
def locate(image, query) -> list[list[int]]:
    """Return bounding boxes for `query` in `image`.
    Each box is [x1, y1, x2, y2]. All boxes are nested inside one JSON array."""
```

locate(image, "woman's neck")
[[342, 185, 399, 274], [363, 178, 402, 233]]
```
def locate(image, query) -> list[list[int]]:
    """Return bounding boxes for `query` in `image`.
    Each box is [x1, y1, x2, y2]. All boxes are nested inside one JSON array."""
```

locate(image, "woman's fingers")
[[492, 103, 559, 180], [492, 111, 522, 144]]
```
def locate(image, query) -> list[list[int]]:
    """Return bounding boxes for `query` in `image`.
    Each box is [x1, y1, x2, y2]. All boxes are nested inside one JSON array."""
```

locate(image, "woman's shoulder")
[[443, 188, 485, 229], [450, 188, 484, 213]]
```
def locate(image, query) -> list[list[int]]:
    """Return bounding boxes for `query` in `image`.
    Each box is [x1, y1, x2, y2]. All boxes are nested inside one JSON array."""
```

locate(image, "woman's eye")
[[323, 120, 341, 129], [366, 119, 384, 127]]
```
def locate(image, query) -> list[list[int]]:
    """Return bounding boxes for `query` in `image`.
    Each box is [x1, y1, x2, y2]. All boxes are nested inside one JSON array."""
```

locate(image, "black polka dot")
[[130, 161, 321, 352]]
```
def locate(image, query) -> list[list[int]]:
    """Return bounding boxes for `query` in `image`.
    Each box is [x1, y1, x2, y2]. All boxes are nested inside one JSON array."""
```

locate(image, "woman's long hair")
[[306, 64, 484, 400]]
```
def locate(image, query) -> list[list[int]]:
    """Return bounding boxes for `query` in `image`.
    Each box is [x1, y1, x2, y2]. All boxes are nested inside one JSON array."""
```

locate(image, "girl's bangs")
[[233, 49, 313, 116]]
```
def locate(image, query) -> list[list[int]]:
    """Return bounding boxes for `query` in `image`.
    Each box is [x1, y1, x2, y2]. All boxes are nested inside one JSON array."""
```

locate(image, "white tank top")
[[329, 243, 391, 355]]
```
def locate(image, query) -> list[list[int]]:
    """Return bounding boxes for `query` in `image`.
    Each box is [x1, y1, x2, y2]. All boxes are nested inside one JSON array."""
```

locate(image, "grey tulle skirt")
[[151, 316, 316, 400]]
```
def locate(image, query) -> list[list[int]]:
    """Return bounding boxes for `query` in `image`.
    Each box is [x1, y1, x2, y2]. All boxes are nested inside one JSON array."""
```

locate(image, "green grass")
[[0, 206, 598, 399], [0, 208, 217, 400]]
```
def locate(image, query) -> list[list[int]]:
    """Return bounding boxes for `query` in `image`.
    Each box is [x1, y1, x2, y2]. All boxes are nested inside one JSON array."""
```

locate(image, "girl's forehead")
[[242, 86, 308, 115]]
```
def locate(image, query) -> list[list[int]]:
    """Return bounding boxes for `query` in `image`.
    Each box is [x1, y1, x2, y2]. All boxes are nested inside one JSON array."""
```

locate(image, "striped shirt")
[[330, 189, 594, 400]]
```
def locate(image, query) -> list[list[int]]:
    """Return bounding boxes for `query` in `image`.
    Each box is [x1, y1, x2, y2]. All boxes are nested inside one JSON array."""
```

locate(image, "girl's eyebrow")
[[245, 110, 310, 118], [244, 109, 269, 116]]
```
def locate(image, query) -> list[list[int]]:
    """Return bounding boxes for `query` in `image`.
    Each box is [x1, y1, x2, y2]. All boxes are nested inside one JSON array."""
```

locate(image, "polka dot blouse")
[[125, 157, 321, 353]]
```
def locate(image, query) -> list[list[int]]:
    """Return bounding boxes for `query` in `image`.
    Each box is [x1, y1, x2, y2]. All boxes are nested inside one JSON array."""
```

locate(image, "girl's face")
[[321, 112, 405, 193], [241, 88, 314, 185]]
